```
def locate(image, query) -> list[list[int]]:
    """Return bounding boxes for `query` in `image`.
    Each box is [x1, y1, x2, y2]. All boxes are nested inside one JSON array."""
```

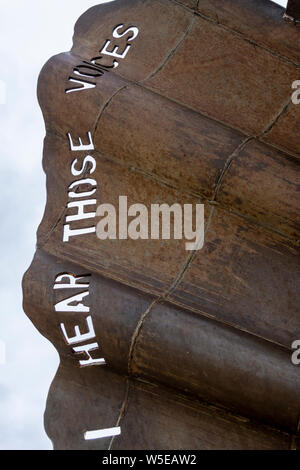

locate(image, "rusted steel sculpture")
[[22, 0, 300, 450]]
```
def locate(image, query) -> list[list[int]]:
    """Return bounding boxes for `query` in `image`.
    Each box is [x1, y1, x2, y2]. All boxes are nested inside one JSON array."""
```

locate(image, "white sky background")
[[0, 0, 114, 450], [0, 0, 288, 452], [273, 0, 288, 6]]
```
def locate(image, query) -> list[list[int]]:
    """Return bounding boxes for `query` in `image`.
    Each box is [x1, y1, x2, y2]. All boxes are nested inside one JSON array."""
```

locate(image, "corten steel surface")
[[22, 0, 300, 450]]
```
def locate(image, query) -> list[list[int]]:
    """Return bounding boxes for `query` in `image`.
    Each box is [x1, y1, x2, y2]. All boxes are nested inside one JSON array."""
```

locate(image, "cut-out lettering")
[[71, 156, 96, 177], [85, 427, 121, 440], [55, 291, 90, 313], [66, 77, 96, 94], [63, 132, 98, 242], [61, 316, 96, 345], [73, 342, 106, 367], [53, 272, 105, 368], [65, 23, 139, 91], [54, 273, 90, 290], [67, 131, 95, 152], [113, 24, 139, 42], [66, 200, 97, 223], [63, 225, 96, 242], [68, 178, 97, 199]]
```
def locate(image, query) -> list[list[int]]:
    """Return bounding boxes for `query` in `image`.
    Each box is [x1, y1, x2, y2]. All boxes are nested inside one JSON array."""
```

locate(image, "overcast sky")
[[273, 0, 288, 6], [0, 0, 287, 452], [272, 0, 287, 6], [0, 0, 114, 450]]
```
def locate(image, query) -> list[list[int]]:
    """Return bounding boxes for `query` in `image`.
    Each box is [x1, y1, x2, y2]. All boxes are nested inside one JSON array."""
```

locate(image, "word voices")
[[96, 196, 205, 251], [66, 23, 139, 93], [54, 273, 105, 367]]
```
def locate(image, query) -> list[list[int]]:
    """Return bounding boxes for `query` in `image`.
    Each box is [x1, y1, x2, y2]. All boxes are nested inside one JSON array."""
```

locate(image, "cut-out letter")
[[54, 273, 90, 290], [67, 131, 95, 152], [73, 342, 106, 367], [55, 291, 90, 313], [66, 78, 96, 94], [60, 316, 96, 345], [66, 200, 97, 223]]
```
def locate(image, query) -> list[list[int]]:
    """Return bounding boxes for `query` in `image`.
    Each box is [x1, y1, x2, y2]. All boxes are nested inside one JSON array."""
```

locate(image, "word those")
[[63, 131, 97, 242]]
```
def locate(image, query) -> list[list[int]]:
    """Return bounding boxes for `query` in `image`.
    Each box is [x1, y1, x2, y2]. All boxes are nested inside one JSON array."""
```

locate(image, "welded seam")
[[110, 298, 162, 450], [166, 205, 216, 296], [40, 93, 296, 253], [216, 204, 300, 245], [108, 379, 131, 450], [212, 136, 254, 201], [165, 295, 294, 351], [40, 132, 298, 244], [260, 98, 292, 137], [196, 12, 300, 68], [140, 17, 195, 83], [213, 96, 293, 201], [126, 207, 215, 378], [37, 205, 67, 249], [112, 191, 294, 447], [125, 94, 296, 388], [127, 298, 161, 376]]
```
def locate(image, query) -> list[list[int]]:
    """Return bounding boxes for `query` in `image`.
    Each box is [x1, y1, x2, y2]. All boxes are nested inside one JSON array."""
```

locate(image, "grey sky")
[[273, 0, 288, 6], [0, 0, 287, 451], [0, 0, 114, 450]]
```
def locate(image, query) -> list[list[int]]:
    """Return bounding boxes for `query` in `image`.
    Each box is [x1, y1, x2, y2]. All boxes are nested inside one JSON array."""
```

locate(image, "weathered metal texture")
[[23, 249, 300, 435], [194, 0, 300, 62], [45, 366, 292, 450], [23, 0, 300, 449], [191, 0, 300, 158]]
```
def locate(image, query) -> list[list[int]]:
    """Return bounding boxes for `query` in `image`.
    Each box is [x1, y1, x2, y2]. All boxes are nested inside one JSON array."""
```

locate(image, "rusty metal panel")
[[169, 209, 299, 348], [177, 0, 198, 9], [71, 0, 192, 82], [131, 300, 300, 433], [145, 17, 296, 136], [217, 139, 300, 238], [37, 134, 206, 296], [196, 0, 300, 63], [93, 84, 244, 200], [113, 381, 292, 450], [44, 364, 291, 450], [22, 0, 300, 450], [44, 363, 127, 450], [262, 100, 300, 157], [23, 248, 300, 434]]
